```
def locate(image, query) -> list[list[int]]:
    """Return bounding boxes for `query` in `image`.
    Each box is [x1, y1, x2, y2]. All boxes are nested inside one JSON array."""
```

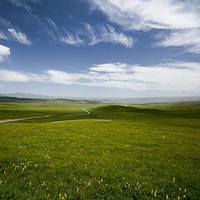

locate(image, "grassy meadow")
[[0, 98, 200, 199]]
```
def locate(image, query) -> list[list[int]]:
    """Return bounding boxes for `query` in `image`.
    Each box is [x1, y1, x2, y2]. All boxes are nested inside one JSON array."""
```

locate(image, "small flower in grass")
[[154, 190, 157, 197], [151, 189, 153, 194], [166, 194, 168, 200], [88, 182, 90, 186], [59, 193, 61, 198], [178, 196, 180, 200], [172, 177, 175, 183], [0, 180, 2, 185], [179, 187, 181, 191], [184, 188, 186, 192], [30, 182, 31, 186]]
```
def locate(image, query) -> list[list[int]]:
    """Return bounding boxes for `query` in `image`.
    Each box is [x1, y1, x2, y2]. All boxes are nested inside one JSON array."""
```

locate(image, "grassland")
[[0, 98, 200, 199]]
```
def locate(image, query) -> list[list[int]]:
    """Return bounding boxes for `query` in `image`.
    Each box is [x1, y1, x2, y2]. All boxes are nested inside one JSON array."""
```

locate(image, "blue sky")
[[0, 0, 200, 98]]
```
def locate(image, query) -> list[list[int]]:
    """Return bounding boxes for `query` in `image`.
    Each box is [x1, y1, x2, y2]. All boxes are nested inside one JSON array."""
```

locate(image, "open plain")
[[0, 97, 199, 199]]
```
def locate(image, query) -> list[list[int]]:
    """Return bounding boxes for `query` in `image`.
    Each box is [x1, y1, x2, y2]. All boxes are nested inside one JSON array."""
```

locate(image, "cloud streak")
[[45, 17, 134, 47], [0, 17, 32, 46], [89, 0, 200, 31], [8, 29, 32, 46], [83, 23, 135, 48], [155, 28, 200, 54], [0, 61, 200, 93], [89, 0, 200, 53]]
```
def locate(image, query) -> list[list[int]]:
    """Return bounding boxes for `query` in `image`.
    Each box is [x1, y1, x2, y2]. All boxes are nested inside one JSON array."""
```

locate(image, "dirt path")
[[0, 108, 92, 123], [0, 115, 51, 123]]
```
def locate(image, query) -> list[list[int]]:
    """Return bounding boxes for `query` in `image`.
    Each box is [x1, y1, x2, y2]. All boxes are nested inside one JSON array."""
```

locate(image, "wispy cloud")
[[0, 17, 12, 28], [0, 44, 11, 63], [51, 21, 135, 47], [60, 33, 84, 46], [0, 17, 33, 46], [0, 61, 200, 93], [7, 0, 32, 12], [89, 0, 200, 53], [89, 0, 200, 31], [45, 17, 135, 47], [155, 28, 200, 54], [0, 31, 8, 40], [84, 23, 135, 48], [8, 29, 32, 45]]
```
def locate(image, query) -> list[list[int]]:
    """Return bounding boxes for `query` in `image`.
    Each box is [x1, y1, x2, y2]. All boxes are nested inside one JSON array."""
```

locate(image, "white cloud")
[[60, 23, 134, 47], [0, 44, 11, 63], [0, 70, 46, 82], [60, 33, 84, 46], [0, 61, 200, 92], [156, 28, 200, 54], [8, 29, 32, 46], [1, 60, 199, 92], [45, 17, 134, 47], [89, 0, 200, 53], [89, 0, 200, 31], [0, 70, 30, 82], [90, 63, 128, 73], [84, 23, 135, 48]]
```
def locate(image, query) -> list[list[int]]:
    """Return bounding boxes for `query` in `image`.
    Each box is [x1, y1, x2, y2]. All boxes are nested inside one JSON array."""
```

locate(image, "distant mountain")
[[0, 96, 102, 104], [2, 93, 200, 103], [3, 93, 59, 99], [103, 96, 200, 104]]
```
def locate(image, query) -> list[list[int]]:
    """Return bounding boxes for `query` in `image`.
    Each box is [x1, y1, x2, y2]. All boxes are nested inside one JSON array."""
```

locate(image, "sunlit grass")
[[0, 101, 200, 199]]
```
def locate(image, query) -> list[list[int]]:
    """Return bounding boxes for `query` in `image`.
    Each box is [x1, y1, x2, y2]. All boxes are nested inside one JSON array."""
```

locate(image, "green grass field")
[[0, 98, 200, 199]]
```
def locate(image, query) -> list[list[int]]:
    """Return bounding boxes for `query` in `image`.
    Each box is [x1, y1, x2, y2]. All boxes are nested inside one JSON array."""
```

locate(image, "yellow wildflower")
[[154, 190, 157, 197], [172, 177, 175, 183]]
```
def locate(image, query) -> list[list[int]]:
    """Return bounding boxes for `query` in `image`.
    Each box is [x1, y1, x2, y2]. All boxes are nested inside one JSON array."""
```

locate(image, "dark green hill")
[[93, 105, 139, 112]]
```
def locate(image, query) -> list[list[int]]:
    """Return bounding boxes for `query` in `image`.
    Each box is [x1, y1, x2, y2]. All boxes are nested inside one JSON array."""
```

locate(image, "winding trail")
[[0, 115, 51, 123], [0, 108, 92, 123]]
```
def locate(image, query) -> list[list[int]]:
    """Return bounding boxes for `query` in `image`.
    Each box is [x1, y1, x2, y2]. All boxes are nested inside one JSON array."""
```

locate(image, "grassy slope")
[[0, 101, 200, 199]]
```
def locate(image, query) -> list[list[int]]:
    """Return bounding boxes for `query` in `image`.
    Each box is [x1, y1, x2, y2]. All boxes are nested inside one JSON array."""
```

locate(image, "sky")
[[0, 0, 200, 99]]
